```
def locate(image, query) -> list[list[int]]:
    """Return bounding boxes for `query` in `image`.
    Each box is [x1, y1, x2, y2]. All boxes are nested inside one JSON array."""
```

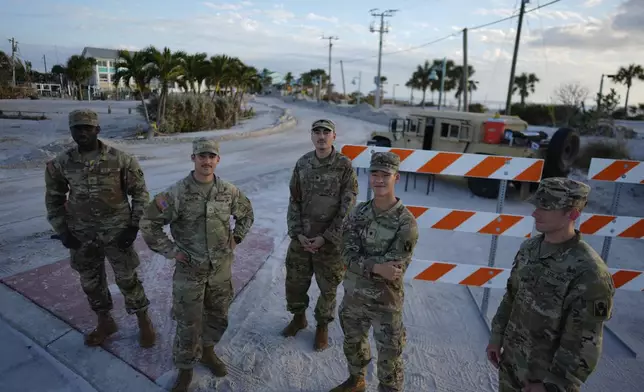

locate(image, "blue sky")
[[2, 0, 642, 107]]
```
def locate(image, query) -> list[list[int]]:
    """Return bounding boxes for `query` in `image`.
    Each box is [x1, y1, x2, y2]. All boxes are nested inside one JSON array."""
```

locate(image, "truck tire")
[[544, 127, 580, 178], [371, 138, 391, 147], [467, 177, 500, 199]]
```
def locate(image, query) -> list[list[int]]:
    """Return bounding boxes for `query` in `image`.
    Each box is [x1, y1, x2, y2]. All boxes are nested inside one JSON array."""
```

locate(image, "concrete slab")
[[0, 317, 98, 392], [0, 227, 274, 382]]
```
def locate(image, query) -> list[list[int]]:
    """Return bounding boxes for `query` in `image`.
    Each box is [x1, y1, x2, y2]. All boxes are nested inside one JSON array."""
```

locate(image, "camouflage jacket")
[[490, 231, 615, 391], [341, 199, 419, 312], [44, 140, 149, 241], [139, 172, 254, 270], [287, 147, 358, 248]]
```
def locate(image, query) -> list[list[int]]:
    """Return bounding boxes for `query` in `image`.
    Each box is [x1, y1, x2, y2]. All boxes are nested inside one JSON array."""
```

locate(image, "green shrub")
[[573, 139, 631, 171], [468, 103, 488, 113], [140, 93, 253, 133]]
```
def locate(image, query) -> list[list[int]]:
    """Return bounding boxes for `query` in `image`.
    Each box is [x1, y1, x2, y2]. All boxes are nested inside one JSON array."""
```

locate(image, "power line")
[[337, 0, 562, 65]]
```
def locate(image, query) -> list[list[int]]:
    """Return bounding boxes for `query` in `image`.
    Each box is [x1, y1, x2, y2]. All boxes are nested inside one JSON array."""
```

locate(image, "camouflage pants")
[[172, 261, 234, 369], [339, 299, 406, 391], [69, 240, 150, 315], [284, 238, 344, 325]]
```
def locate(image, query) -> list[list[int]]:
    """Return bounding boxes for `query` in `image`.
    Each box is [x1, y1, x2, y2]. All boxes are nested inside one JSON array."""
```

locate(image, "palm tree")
[[608, 64, 644, 113], [65, 55, 96, 100], [283, 71, 294, 94], [113, 49, 154, 136], [206, 54, 236, 98], [179, 52, 209, 93], [429, 59, 457, 107], [411, 60, 434, 106], [451, 65, 477, 111], [259, 68, 273, 92], [144, 46, 186, 130], [512, 72, 540, 105]]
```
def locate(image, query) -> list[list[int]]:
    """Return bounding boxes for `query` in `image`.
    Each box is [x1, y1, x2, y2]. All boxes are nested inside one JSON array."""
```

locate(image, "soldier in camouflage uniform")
[[44, 109, 156, 348], [487, 177, 616, 392], [139, 137, 254, 392], [282, 119, 358, 351], [330, 152, 419, 392]]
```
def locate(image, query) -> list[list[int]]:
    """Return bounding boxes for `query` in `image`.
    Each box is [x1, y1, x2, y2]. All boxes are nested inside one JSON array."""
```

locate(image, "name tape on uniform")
[[404, 259, 644, 292], [587, 158, 644, 184], [341, 144, 545, 182]]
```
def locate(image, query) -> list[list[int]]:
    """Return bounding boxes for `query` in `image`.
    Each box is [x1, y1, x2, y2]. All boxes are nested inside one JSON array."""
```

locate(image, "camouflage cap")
[[370, 151, 400, 174], [69, 109, 99, 127], [311, 119, 336, 132], [192, 137, 220, 155], [527, 177, 591, 211]]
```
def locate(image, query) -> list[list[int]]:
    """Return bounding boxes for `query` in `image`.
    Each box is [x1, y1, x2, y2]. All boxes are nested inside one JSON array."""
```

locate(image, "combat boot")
[[314, 324, 329, 351], [281, 313, 308, 337], [329, 375, 367, 392], [136, 310, 156, 348], [84, 312, 118, 346], [171, 369, 193, 392], [200, 345, 228, 377]]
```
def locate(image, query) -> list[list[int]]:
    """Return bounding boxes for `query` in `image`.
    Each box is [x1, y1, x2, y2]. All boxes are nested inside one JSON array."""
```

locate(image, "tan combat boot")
[[200, 345, 228, 377], [171, 369, 193, 392], [314, 324, 329, 351], [84, 312, 118, 346], [281, 313, 308, 337], [329, 375, 367, 392], [136, 310, 156, 348]]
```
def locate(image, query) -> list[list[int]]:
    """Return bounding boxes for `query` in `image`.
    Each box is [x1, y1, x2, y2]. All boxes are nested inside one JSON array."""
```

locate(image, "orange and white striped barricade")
[[405, 205, 535, 238], [404, 259, 644, 292], [587, 158, 644, 261], [341, 144, 546, 321]]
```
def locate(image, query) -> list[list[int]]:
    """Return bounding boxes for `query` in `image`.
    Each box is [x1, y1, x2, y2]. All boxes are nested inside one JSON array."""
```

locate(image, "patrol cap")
[[311, 119, 336, 133], [370, 151, 400, 174], [527, 177, 591, 211], [69, 109, 99, 127], [192, 137, 220, 155]]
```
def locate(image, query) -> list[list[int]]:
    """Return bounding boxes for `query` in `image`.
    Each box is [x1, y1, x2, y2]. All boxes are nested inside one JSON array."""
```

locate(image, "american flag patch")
[[155, 195, 170, 211]]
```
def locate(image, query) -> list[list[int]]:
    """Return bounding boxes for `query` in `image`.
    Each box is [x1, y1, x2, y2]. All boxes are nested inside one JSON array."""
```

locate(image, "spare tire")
[[544, 127, 580, 178]]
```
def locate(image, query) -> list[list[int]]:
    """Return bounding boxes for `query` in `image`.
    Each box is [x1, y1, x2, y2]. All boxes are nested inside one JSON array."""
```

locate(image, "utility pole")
[[321, 35, 338, 99], [370, 8, 398, 108], [504, 0, 528, 115], [462, 28, 469, 112], [340, 60, 347, 96], [43, 54, 48, 73], [8, 37, 18, 87]]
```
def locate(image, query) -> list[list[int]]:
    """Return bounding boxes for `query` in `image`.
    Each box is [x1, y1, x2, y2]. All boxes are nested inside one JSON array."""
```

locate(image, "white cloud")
[[306, 13, 339, 24], [583, 0, 603, 7], [202, 2, 243, 11]]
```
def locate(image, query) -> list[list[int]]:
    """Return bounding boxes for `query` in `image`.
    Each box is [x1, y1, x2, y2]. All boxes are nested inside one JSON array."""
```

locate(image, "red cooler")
[[483, 119, 505, 144]]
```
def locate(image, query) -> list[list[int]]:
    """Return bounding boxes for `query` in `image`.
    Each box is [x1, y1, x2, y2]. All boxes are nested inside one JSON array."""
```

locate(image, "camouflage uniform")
[[139, 138, 254, 370], [490, 178, 616, 392], [334, 152, 419, 392], [44, 109, 151, 319], [285, 122, 358, 327]]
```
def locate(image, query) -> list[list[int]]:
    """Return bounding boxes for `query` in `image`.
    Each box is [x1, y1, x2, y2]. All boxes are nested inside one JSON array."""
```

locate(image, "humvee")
[[369, 109, 580, 199]]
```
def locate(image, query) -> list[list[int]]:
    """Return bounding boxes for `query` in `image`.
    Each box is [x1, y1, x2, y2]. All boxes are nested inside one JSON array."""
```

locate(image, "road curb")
[[0, 283, 164, 392]]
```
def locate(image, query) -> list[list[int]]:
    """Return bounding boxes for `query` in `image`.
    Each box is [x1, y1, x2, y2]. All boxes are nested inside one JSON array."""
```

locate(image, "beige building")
[[81, 47, 128, 91]]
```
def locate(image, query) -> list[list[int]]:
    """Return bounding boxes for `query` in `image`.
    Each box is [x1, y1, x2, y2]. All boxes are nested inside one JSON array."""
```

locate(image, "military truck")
[[369, 109, 580, 199]]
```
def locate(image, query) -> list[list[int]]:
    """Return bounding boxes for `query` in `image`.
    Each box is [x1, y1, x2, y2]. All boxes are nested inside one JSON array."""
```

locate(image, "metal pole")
[[374, 13, 385, 109], [480, 179, 508, 321], [600, 183, 622, 262], [357, 72, 362, 104], [504, 0, 528, 115], [462, 28, 469, 112], [340, 60, 347, 96]]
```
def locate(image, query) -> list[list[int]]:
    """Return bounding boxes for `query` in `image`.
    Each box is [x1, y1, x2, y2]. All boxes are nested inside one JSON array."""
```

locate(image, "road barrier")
[[403, 260, 644, 292], [587, 158, 644, 262]]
